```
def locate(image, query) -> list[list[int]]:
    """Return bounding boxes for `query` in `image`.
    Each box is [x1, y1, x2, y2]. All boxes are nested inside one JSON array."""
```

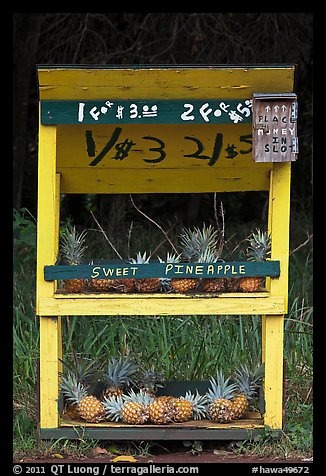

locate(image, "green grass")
[[12, 206, 313, 459]]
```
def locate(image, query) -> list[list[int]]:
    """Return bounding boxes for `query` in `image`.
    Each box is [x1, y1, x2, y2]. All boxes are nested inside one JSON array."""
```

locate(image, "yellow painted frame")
[[36, 65, 294, 433]]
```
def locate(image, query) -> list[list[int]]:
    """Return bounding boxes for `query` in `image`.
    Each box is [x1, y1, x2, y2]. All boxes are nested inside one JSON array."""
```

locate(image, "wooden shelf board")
[[40, 412, 269, 440], [39, 293, 284, 316], [60, 412, 263, 430]]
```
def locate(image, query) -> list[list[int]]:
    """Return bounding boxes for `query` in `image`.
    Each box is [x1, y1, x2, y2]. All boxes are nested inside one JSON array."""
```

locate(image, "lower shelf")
[[40, 412, 278, 440]]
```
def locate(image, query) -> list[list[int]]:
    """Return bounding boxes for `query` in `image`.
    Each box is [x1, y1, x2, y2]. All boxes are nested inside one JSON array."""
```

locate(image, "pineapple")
[[239, 229, 271, 292], [225, 277, 240, 292], [170, 276, 199, 293], [60, 354, 101, 419], [148, 395, 176, 424], [101, 356, 139, 399], [88, 259, 114, 292], [198, 248, 225, 293], [60, 225, 87, 293], [103, 390, 153, 425], [136, 367, 166, 398], [231, 363, 265, 419], [158, 252, 182, 292], [109, 278, 136, 293], [130, 252, 161, 293], [206, 370, 237, 423], [60, 372, 105, 423], [171, 225, 223, 293], [172, 390, 208, 422]]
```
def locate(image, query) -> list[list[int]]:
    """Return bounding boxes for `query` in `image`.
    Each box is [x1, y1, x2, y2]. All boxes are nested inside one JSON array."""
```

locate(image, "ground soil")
[[14, 448, 313, 465]]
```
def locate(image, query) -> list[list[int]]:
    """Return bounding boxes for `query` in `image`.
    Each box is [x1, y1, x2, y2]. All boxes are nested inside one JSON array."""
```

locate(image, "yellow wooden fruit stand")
[[36, 65, 296, 440]]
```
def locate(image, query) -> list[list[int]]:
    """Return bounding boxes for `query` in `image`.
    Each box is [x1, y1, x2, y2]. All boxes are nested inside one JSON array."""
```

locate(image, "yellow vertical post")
[[262, 163, 291, 429], [37, 121, 61, 428], [55, 174, 63, 375]]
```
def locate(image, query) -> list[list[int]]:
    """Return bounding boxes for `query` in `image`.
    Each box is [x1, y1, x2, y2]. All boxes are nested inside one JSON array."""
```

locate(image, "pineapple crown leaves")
[[157, 252, 182, 264], [102, 394, 125, 421], [130, 251, 151, 264], [123, 389, 154, 406], [136, 368, 166, 391], [59, 372, 89, 405], [233, 363, 265, 400], [60, 225, 88, 265], [59, 355, 101, 389], [179, 224, 221, 261], [245, 229, 271, 262], [207, 370, 238, 402], [105, 356, 139, 388], [181, 390, 208, 420], [197, 247, 222, 264]]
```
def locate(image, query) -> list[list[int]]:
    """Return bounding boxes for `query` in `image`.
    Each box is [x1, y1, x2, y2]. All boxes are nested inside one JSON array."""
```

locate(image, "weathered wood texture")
[[56, 123, 270, 194], [38, 295, 285, 316], [252, 93, 298, 162], [37, 65, 295, 100]]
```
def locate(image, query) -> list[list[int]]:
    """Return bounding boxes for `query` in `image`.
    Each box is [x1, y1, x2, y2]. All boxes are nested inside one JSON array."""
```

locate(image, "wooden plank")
[[44, 260, 280, 281], [56, 123, 258, 169], [262, 315, 284, 429], [269, 163, 291, 311], [55, 122, 271, 193], [39, 317, 60, 428], [60, 413, 263, 429], [40, 411, 267, 440], [41, 98, 253, 125], [59, 166, 270, 193], [36, 123, 57, 312], [38, 295, 285, 316], [262, 163, 291, 430], [55, 290, 270, 298], [41, 426, 270, 440], [37, 66, 295, 100]]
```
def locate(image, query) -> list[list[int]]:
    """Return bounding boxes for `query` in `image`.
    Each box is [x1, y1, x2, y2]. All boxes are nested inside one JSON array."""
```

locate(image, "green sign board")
[[44, 260, 280, 281], [41, 99, 253, 125]]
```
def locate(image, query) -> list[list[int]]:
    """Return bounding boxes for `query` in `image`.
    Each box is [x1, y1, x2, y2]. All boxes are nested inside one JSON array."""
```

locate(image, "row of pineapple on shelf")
[[60, 223, 271, 294], [60, 355, 264, 425]]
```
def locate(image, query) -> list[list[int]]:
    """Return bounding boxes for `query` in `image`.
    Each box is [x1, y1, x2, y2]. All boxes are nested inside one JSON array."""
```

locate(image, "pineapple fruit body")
[[231, 393, 248, 419], [239, 276, 263, 292], [172, 398, 193, 422], [172, 391, 207, 422], [63, 278, 86, 293], [200, 278, 225, 293], [88, 279, 112, 292], [121, 401, 150, 424], [78, 395, 105, 422], [148, 396, 175, 424], [171, 278, 198, 293], [225, 277, 240, 292], [135, 278, 161, 293], [208, 399, 235, 423], [111, 278, 136, 293]]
